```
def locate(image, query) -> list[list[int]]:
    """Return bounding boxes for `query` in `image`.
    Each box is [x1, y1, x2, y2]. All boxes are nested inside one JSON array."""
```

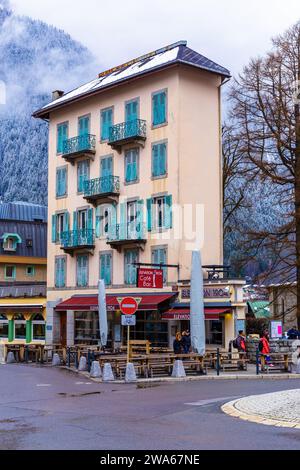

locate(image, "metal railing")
[[109, 119, 146, 144], [108, 222, 146, 242], [84, 176, 120, 198], [62, 134, 96, 155], [61, 229, 95, 248]]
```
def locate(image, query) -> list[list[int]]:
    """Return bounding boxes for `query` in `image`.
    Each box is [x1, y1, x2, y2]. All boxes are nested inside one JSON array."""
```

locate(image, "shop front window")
[[122, 310, 168, 347], [74, 311, 112, 347], [0, 314, 8, 338], [14, 314, 26, 339], [205, 320, 224, 346], [32, 314, 45, 341]]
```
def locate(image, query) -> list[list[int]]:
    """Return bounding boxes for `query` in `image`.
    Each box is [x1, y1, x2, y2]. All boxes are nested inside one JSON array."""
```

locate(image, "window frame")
[[151, 140, 168, 179], [124, 147, 139, 185], [26, 265, 35, 277], [4, 265, 16, 280], [56, 165, 68, 199], [99, 251, 113, 287], [56, 121, 69, 155], [76, 254, 89, 288], [100, 106, 114, 142], [77, 159, 90, 194], [54, 255, 67, 289], [151, 89, 168, 129], [124, 249, 139, 286]]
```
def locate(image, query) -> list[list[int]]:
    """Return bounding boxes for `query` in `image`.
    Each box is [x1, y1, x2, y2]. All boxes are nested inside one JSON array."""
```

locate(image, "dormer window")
[[1, 233, 22, 252]]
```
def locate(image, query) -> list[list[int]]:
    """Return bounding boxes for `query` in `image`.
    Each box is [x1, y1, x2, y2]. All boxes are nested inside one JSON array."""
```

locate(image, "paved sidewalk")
[[222, 389, 300, 428]]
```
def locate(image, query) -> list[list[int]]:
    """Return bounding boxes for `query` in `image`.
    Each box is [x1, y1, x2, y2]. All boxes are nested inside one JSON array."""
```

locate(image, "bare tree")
[[228, 21, 300, 327]]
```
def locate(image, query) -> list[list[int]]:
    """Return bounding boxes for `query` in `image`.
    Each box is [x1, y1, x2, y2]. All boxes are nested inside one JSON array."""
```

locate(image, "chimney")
[[52, 90, 64, 101]]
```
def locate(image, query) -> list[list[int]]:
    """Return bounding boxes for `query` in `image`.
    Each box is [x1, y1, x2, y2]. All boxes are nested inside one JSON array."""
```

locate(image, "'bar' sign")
[[137, 268, 163, 289]]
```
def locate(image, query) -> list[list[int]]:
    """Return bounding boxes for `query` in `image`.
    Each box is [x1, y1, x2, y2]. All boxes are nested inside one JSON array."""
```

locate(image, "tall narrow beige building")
[[34, 41, 246, 349]]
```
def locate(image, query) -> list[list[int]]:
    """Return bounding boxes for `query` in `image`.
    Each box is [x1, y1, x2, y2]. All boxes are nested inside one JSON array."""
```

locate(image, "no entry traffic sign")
[[119, 297, 139, 315]]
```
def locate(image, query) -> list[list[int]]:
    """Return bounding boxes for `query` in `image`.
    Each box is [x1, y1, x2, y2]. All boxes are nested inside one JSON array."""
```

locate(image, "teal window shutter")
[[57, 123, 68, 154], [164, 195, 173, 229], [88, 208, 93, 232], [125, 149, 138, 183], [73, 211, 78, 232], [147, 198, 152, 232], [95, 207, 101, 238], [100, 254, 112, 286], [159, 143, 166, 175], [125, 100, 138, 122], [153, 91, 166, 126], [136, 200, 144, 238], [152, 145, 159, 177], [77, 255, 88, 287], [78, 160, 89, 193], [152, 248, 167, 283], [120, 203, 126, 239], [124, 250, 137, 285], [101, 108, 113, 140], [79, 116, 90, 137], [52, 215, 57, 243], [64, 212, 70, 232]]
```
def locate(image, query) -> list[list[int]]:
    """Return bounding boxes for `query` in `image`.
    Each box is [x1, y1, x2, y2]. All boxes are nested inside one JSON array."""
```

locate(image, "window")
[[32, 314, 45, 341], [77, 160, 90, 193], [78, 115, 90, 136], [52, 212, 69, 243], [56, 167, 67, 197], [152, 142, 167, 177], [26, 266, 35, 277], [100, 252, 112, 286], [125, 99, 139, 122], [14, 314, 26, 340], [57, 122, 68, 154], [125, 148, 139, 183], [0, 314, 8, 338], [124, 249, 138, 285], [26, 239, 33, 248], [5, 265, 16, 280], [96, 205, 113, 238], [152, 247, 167, 283], [147, 195, 172, 231], [77, 255, 88, 287], [55, 257, 66, 288], [152, 90, 167, 126], [2, 233, 22, 251], [101, 107, 113, 141]]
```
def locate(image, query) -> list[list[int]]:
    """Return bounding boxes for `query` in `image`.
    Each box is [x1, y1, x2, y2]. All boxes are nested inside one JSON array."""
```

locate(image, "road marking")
[[185, 396, 242, 406], [36, 384, 51, 387]]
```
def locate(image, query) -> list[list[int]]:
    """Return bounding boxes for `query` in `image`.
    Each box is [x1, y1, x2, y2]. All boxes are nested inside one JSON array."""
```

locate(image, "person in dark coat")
[[182, 330, 191, 354], [173, 332, 182, 355]]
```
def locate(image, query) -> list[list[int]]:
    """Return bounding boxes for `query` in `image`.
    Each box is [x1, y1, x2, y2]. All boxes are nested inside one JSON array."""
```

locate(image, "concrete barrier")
[[90, 361, 102, 378], [103, 363, 115, 382], [78, 356, 87, 371], [6, 351, 16, 364], [125, 363, 137, 383], [0, 345, 5, 365], [52, 353, 61, 366], [172, 360, 186, 378]]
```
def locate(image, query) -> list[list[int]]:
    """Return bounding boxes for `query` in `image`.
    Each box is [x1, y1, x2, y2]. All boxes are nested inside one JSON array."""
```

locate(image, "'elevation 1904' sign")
[[137, 268, 164, 289]]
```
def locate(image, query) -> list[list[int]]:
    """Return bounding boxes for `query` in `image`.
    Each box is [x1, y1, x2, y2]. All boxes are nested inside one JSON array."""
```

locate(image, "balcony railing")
[[61, 229, 95, 251], [108, 222, 146, 246], [62, 134, 96, 160], [84, 176, 120, 200], [108, 119, 147, 150]]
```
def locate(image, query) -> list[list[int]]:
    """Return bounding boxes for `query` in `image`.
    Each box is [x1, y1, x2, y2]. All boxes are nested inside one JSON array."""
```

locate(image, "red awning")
[[55, 293, 177, 312], [161, 307, 231, 321]]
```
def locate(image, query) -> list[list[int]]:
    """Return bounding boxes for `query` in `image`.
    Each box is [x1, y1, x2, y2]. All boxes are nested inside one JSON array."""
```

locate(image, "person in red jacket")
[[259, 330, 273, 370]]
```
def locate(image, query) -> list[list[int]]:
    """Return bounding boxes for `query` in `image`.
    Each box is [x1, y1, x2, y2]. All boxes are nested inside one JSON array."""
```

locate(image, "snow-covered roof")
[[33, 40, 230, 119]]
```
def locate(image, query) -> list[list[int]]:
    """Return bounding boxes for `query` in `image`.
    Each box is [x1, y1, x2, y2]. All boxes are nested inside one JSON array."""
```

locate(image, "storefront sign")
[[181, 287, 230, 300], [119, 297, 139, 315], [270, 321, 283, 339], [121, 315, 136, 326], [137, 268, 164, 289]]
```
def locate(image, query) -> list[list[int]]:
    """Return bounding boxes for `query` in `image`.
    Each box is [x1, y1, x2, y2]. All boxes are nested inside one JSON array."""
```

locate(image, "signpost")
[[137, 268, 164, 289], [118, 297, 140, 363]]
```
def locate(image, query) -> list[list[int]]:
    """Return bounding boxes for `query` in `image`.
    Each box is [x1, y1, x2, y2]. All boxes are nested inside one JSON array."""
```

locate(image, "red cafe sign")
[[137, 268, 164, 289]]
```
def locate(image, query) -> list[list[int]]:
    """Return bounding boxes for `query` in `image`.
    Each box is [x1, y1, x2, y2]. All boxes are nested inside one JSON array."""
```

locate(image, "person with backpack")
[[232, 330, 247, 369], [181, 330, 191, 354], [259, 330, 273, 370]]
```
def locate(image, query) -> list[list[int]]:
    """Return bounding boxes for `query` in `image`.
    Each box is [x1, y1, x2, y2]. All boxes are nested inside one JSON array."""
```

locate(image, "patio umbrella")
[[190, 250, 205, 356], [98, 279, 108, 348]]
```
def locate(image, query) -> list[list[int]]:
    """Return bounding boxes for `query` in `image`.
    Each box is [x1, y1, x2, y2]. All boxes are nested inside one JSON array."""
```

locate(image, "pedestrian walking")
[[173, 332, 182, 355]]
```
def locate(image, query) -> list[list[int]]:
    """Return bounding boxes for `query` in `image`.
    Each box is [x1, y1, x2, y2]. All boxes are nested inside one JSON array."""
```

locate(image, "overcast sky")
[[9, 0, 300, 78]]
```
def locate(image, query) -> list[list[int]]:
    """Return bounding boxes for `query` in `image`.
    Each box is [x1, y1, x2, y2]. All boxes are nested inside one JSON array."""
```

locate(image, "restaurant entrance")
[[122, 310, 169, 347]]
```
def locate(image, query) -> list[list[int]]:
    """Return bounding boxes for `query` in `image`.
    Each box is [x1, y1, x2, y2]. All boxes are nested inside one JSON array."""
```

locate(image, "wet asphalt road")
[[0, 364, 300, 450]]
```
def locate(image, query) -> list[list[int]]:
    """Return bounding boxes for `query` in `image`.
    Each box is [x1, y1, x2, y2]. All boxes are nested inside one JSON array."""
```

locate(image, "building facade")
[[34, 41, 246, 350], [0, 202, 47, 345]]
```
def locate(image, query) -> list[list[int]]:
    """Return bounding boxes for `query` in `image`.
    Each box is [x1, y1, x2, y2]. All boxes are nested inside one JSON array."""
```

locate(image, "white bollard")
[[103, 363, 115, 382], [78, 356, 87, 371], [125, 363, 137, 383], [90, 361, 102, 378], [6, 351, 16, 364], [0, 345, 6, 365], [52, 353, 61, 366], [172, 360, 186, 378], [296, 358, 300, 374]]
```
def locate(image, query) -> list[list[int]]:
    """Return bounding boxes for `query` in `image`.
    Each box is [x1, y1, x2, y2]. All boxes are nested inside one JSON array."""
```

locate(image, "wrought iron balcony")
[[62, 134, 96, 163], [108, 119, 147, 152], [83, 176, 120, 205], [107, 222, 146, 250], [60, 229, 95, 255]]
